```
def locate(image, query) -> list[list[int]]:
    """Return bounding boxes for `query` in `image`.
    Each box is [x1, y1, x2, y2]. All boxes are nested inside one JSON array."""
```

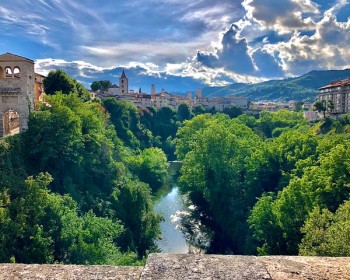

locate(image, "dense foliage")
[[0, 71, 243, 264], [176, 110, 350, 256], [43, 70, 91, 101], [3, 68, 350, 263], [0, 82, 167, 264]]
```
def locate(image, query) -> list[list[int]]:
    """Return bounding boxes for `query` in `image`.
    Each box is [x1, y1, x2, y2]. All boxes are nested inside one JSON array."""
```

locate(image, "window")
[[13, 67, 20, 78], [5, 67, 13, 78]]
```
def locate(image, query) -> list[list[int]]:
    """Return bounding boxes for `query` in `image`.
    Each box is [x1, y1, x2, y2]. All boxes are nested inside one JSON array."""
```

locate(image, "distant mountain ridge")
[[202, 69, 350, 101]]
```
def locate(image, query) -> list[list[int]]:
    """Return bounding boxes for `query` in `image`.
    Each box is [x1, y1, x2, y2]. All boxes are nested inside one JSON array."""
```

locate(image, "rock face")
[[260, 256, 350, 280], [0, 264, 143, 280], [1, 254, 350, 279], [141, 254, 270, 280]]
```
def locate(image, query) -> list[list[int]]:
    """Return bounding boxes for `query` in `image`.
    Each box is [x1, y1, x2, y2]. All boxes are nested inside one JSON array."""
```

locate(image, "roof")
[[121, 70, 127, 79], [319, 78, 350, 90], [0, 52, 34, 63]]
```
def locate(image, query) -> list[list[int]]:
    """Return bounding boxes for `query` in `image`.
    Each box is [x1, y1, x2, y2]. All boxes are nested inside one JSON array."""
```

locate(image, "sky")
[[1, 0, 350, 93]]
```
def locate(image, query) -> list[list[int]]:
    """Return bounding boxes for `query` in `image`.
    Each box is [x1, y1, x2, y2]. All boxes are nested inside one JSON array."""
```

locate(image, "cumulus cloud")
[[193, 23, 284, 80], [261, 2, 350, 74], [195, 24, 256, 74], [242, 0, 319, 32], [192, 0, 350, 83], [2, 0, 350, 88]]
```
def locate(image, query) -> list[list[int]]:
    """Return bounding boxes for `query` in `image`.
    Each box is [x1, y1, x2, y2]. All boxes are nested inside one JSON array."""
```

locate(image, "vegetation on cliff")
[[176, 111, 350, 256], [2, 69, 350, 263]]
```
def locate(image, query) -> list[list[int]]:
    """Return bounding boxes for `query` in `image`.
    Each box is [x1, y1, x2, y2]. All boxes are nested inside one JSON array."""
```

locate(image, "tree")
[[43, 70, 75, 95], [314, 100, 327, 118], [103, 98, 141, 149], [178, 116, 263, 253], [0, 173, 136, 265], [222, 106, 243, 118], [300, 199, 350, 256], [294, 101, 304, 112], [43, 70, 90, 101], [126, 148, 169, 192], [177, 103, 192, 122], [91, 80, 112, 92], [192, 105, 206, 115], [111, 180, 162, 257], [248, 140, 350, 255]]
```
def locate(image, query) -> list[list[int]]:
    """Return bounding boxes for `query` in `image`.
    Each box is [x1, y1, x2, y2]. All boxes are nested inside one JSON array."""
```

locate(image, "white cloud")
[[242, 0, 319, 32]]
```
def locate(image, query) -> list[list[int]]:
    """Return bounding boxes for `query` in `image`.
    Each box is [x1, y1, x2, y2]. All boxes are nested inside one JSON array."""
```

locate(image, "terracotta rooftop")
[[319, 78, 350, 90]]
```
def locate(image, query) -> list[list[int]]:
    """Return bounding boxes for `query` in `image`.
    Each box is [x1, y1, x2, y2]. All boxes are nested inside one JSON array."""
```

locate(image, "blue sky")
[[1, 0, 349, 93]]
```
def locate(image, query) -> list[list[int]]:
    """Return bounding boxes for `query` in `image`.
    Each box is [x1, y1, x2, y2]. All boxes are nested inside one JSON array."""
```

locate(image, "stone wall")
[[0, 53, 35, 137], [1, 254, 350, 280]]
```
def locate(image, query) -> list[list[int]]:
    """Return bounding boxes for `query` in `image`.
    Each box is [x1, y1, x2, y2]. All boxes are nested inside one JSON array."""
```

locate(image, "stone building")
[[0, 53, 35, 137]]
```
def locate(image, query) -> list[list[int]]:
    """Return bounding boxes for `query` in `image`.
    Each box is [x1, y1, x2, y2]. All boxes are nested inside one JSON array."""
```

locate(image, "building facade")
[[97, 70, 248, 111], [0, 53, 36, 137], [318, 79, 350, 114]]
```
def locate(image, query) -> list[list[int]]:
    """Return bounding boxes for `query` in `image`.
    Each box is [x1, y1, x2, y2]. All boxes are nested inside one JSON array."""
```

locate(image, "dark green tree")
[[126, 148, 169, 192], [43, 70, 90, 101], [314, 100, 327, 118], [177, 103, 192, 122], [91, 80, 112, 92]]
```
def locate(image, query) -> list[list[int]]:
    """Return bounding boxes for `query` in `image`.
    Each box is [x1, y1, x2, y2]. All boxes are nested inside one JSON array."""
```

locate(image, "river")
[[154, 162, 189, 253]]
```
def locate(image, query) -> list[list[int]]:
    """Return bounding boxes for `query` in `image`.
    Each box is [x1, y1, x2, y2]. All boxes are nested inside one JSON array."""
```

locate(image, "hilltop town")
[[1, 52, 350, 138], [93, 70, 248, 111]]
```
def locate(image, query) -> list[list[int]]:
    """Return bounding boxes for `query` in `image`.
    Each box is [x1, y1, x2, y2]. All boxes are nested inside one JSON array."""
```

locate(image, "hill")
[[202, 69, 350, 101]]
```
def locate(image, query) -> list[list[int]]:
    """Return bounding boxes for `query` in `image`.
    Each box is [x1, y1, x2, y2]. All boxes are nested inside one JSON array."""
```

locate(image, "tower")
[[151, 84, 156, 94], [0, 53, 35, 137], [187, 91, 193, 100], [196, 88, 202, 98], [119, 70, 128, 94]]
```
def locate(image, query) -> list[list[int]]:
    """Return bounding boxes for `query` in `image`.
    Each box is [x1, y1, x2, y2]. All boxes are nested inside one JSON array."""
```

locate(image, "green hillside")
[[202, 69, 350, 101]]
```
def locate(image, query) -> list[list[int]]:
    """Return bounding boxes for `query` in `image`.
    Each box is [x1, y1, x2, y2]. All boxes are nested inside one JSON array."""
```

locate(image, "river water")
[[154, 162, 189, 253]]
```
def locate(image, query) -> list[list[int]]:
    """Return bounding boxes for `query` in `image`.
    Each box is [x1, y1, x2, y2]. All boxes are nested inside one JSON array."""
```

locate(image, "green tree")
[[43, 70, 90, 101], [126, 148, 169, 192], [314, 100, 327, 118], [0, 173, 136, 265], [249, 141, 350, 255], [103, 98, 141, 149], [300, 199, 350, 256], [294, 101, 304, 112], [222, 106, 243, 118], [91, 80, 112, 92], [111, 180, 162, 257], [177, 103, 192, 122], [178, 116, 263, 253]]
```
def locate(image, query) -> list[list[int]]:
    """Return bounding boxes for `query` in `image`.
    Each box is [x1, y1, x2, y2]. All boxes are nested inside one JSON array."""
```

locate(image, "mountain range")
[[202, 69, 350, 102]]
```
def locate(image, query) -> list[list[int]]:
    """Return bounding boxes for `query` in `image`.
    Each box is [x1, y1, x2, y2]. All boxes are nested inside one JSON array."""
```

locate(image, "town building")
[[95, 70, 249, 111], [318, 78, 350, 115]]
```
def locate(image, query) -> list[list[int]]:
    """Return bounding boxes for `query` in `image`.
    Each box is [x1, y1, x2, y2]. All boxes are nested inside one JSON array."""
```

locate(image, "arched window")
[[3, 109, 20, 136], [5, 67, 13, 78], [13, 67, 21, 78], [0, 67, 4, 78]]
